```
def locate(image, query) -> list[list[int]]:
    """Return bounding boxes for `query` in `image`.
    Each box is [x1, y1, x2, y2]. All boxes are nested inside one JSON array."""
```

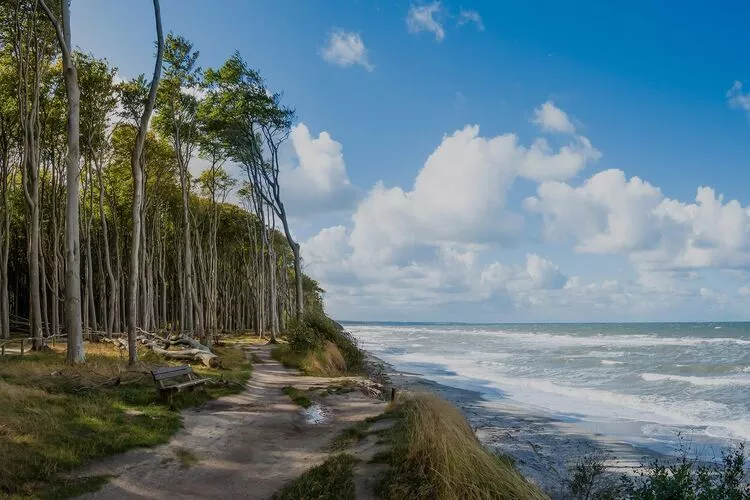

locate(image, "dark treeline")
[[0, 0, 321, 364]]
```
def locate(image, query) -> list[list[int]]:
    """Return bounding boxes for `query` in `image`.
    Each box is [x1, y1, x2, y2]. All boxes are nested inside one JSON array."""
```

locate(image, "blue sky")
[[73, 1, 750, 322]]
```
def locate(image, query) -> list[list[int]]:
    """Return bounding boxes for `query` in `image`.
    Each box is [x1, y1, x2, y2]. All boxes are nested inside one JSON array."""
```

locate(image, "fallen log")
[[138, 334, 220, 368]]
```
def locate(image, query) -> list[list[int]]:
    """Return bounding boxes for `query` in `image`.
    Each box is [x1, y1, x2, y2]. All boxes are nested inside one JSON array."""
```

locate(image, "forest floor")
[[75, 344, 391, 499]]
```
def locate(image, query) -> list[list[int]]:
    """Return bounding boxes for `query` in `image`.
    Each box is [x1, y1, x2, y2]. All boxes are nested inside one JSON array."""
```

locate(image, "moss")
[[272, 454, 358, 500], [0, 342, 251, 497]]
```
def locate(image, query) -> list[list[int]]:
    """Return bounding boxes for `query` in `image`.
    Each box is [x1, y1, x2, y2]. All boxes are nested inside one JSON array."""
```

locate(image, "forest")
[[0, 0, 322, 364]]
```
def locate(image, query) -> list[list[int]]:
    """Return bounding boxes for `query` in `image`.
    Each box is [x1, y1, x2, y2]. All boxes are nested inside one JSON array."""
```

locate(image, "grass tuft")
[[174, 447, 199, 468], [377, 393, 548, 500], [272, 453, 358, 500], [282, 386, 312, 408]]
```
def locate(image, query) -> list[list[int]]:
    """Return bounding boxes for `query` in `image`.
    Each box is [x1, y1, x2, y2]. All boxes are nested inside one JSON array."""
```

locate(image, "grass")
[[0, 341, 251, 498], [376, 393, 548, 500], [174, 448, 200, 468], [329, 411, 394, 451], [272, 453, 358, 500], [282, 386, 312, 408], [271, 342, 349, 377]]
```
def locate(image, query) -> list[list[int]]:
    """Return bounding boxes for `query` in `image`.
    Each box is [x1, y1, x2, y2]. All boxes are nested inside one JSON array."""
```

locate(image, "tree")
[[203, 52, 303, 318], [155, 33, 203, 338], [38, 0, 84, 363], [126, 0, 163, 365]]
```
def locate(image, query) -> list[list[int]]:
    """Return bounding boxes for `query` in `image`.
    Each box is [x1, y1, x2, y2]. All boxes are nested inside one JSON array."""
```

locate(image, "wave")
[[601, 360, 624, 365], [641, 373, 750, 387], [350, 324, 750, 348]]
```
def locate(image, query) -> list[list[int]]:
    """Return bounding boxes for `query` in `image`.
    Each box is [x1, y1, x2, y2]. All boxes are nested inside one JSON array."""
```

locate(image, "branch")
[[37, 0, 72, 64]]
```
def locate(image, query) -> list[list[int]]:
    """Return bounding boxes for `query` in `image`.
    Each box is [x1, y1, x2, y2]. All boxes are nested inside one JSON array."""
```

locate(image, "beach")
[[352, 321, 750, 495]]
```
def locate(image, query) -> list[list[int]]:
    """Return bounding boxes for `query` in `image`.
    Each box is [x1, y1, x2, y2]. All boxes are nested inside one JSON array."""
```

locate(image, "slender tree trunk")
[[127, 0, 163, 364]]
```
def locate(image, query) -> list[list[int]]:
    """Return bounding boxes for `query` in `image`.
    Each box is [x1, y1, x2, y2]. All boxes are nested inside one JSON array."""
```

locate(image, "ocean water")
[[346, 322, 750, 455]]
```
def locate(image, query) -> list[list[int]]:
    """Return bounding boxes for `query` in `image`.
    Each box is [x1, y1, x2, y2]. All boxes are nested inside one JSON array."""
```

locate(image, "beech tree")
[[0, 3, 327, 364], [203, 52, 303, 319]]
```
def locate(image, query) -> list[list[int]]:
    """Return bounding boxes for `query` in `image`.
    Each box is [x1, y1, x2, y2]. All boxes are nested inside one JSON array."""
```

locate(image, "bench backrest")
[[152, 365, 193, 381]]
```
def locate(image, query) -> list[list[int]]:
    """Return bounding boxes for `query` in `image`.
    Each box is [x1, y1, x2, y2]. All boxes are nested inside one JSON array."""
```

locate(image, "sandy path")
[[77, 345, 387, 499]]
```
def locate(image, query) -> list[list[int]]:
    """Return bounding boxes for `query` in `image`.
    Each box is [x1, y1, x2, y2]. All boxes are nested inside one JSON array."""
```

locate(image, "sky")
[[72, 0, 750, 322]]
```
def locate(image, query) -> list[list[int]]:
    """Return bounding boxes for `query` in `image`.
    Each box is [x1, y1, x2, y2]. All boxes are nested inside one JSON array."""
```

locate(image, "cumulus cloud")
[[526, 169, 750, 274], [727, 81, 750, 114], [280, 123, 359, 217], [407, 2, 445, 41], [348, 121, 598, 264], [481, 254, 568, 293], [532, 101, 576, 134], [295, 101, 750, 321], [320, 29, 373, 71], [457, 9, 484, 30]]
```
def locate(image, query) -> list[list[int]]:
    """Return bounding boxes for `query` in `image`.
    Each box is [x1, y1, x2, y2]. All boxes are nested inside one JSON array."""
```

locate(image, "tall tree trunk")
[[40, 0, 84, 362], [96, 161, 115, 336], [127, 0, 163, 365]]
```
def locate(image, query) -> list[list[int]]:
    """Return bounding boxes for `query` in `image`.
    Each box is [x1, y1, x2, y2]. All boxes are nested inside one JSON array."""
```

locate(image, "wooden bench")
[[151, 365, 210, 405]]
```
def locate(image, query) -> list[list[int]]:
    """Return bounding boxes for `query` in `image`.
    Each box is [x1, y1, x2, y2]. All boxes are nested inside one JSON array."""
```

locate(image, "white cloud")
[[295, 101, 750, 321], [727, 81, 750, 114], [320, 29, 373, 71], [526, 169, 750, 274], [519, 136, 600, 181], [532, 101, 576, 134], [280, 123, 359, 217], [457, 9, 484, 30], [348, 121, 598, 264], [407, 2, 445, 41], [481, 254, 567, 293]]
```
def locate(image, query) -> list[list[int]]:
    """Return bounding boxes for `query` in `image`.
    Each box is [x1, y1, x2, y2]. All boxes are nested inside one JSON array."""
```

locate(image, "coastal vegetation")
[[375, 393, 548, 500], [272, 310, 364, 376]]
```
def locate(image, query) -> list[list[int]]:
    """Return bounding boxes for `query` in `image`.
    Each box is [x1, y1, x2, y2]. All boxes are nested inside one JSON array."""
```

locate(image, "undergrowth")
[[277, 311, 364, 376], [0, 341, 251, 498], [272, 453, 358, 500], [564, 441, 750, 499]]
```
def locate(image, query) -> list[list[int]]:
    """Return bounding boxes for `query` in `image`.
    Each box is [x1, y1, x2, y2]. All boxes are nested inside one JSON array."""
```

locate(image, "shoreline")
[[364, 351, 665, 495]]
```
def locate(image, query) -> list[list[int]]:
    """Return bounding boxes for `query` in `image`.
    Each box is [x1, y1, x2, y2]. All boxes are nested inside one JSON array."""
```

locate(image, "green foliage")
[[622, 444, 750, 500], [286, 310, 364, 373], [272, 454, 358, 500]]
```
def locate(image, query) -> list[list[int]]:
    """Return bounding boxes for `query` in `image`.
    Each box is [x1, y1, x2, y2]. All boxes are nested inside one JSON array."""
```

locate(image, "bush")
[[623, 444, 750, 500], [286, 311, 363, 373], [564, 442, 750, 499]]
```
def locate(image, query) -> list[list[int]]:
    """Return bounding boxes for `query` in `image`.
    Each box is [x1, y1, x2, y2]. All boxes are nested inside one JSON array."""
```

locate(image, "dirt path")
[[77, 345, 388, 499]]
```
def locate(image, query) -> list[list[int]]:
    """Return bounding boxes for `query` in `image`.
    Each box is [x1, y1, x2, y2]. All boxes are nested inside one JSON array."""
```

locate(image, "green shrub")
[[286, 311, 364, 373], [622, 444, 750, 500], [565, 443, 750, 499]]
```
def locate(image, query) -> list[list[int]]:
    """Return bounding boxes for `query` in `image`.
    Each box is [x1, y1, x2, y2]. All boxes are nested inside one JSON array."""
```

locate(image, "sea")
[[346, 322, 750, 457]]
